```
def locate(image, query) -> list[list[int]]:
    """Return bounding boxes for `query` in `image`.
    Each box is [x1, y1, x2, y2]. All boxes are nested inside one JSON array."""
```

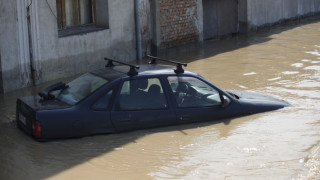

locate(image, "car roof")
[[91, 64, 197, 80]]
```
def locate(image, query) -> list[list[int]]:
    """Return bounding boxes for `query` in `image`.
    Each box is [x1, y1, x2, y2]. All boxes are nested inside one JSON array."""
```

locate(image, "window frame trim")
[[167, 75, 224, 109], [57, 0, 97, 31]]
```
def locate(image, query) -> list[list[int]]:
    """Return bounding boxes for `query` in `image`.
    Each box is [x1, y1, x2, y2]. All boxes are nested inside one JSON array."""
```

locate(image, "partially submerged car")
[[16, 56, 290, 140]]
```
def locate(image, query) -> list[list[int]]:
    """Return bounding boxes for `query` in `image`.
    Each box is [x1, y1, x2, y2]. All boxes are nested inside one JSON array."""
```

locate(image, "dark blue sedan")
[[16, 56, 290, 140]]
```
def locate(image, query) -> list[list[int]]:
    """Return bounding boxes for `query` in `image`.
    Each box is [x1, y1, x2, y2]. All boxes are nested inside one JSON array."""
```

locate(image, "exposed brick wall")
[[159, 0, 199, 48]]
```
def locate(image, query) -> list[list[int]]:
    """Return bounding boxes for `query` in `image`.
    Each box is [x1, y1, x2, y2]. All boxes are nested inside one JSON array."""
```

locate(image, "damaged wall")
[[149, 0, 203, 50], [159, 0, 202, 48]]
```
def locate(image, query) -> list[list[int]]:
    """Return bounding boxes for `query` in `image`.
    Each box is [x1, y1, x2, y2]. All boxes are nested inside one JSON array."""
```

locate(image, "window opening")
[[168, 76, 221, 108], [118, 78, 168, 111], [57, 0, 95, 30]]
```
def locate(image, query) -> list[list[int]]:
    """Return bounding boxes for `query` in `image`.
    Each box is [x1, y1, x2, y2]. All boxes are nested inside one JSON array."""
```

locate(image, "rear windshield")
[[52, 73, 108, 105]]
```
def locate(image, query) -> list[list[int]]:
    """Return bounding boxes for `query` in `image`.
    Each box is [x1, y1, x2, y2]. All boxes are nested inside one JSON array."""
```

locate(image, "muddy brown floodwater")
[[1, 16, 320, 180]]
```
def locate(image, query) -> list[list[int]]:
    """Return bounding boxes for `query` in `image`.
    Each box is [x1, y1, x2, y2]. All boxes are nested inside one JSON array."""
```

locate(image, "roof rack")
[[104, 57, 140, 76], [147, 55, 187, 73]]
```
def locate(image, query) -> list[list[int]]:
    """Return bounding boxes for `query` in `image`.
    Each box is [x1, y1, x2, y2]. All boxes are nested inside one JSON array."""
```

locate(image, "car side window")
[[92, 90, 113, 110], [168, 76, 221, 108], [117, 78, 168, 111]]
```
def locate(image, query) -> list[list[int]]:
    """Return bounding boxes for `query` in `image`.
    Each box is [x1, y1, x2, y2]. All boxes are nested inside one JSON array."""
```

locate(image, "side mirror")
[[221, 95, 231, 108]]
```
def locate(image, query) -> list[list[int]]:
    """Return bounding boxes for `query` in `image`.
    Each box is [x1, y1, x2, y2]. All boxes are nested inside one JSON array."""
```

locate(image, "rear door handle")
[[120, 114, 132, 122], [120, 118, 131, 122]]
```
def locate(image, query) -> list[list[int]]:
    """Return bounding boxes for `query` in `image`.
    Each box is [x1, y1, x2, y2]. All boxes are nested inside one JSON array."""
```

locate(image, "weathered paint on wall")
[[238, 0, 248, 33], [202, 0, 238, 40], [0, 0, 22, 93], [139, 0, 152, 57], [247, 0, 320, 30]]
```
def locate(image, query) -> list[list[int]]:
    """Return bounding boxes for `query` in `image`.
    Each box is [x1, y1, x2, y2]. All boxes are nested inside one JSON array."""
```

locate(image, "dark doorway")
[[203, 0, 238, 40]]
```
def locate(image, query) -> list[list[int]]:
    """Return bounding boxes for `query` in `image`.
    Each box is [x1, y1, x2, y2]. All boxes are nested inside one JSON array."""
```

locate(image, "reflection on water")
[[1, 17, 320, 179]]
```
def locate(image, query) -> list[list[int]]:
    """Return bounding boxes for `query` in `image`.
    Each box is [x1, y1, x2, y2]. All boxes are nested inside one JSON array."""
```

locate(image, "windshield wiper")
[[38, 82, 68, 100]]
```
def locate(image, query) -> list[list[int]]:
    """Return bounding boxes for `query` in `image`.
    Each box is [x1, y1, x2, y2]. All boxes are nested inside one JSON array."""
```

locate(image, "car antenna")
[[104, 57, 140, 76], [147, 55, 187, 73]]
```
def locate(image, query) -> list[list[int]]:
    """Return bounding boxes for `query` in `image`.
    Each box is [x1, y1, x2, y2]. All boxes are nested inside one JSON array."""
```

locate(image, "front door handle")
[[179, 114, 191, 121]]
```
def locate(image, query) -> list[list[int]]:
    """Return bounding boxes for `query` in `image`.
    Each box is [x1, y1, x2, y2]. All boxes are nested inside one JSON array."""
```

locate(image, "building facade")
[[0, 0, 138, 93], [0, 0, 319, 92]]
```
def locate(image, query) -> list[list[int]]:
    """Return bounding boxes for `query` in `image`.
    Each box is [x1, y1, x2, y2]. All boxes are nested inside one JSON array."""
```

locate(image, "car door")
[[167, 76, 235, 123], [111, 77, 176, 131]]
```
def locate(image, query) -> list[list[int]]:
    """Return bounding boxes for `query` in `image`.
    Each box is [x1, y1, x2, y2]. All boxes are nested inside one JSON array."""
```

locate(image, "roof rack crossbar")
[[104, 57, 140, 76], [147, 55, 187, 73]]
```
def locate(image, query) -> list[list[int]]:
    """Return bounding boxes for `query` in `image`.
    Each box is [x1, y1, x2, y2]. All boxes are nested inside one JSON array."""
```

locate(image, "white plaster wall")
[[36, 0, 136, 83]]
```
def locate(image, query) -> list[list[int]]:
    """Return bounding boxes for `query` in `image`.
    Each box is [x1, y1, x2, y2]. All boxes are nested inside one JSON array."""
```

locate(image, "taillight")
[[32, 120, 42, 138]]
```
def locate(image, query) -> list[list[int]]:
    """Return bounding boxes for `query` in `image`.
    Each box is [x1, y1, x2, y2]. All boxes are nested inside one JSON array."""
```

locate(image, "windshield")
[[51, 73, 108, 105]]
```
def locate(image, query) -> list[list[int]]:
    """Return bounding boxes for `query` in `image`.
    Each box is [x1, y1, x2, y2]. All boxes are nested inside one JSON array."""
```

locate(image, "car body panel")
[[111, 109, 176, 131], [227, 90, 290, 114], [174, 100, 243, 123], [19, 95, 71, 111], [16, 64, 290, 140]]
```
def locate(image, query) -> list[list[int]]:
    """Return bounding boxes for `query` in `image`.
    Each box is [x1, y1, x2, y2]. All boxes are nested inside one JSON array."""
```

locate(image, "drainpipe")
[[0, 50, 3, 93], [134, 0, 142, 64], [27, 3, 36, 86]]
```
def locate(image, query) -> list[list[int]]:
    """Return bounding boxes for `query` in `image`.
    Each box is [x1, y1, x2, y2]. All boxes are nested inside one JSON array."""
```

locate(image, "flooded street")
[[1, 16, 320, 179]]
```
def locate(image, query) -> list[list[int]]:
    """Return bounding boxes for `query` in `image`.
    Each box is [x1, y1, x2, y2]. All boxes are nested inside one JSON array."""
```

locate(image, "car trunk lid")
[[16, 95, 70, 138]]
